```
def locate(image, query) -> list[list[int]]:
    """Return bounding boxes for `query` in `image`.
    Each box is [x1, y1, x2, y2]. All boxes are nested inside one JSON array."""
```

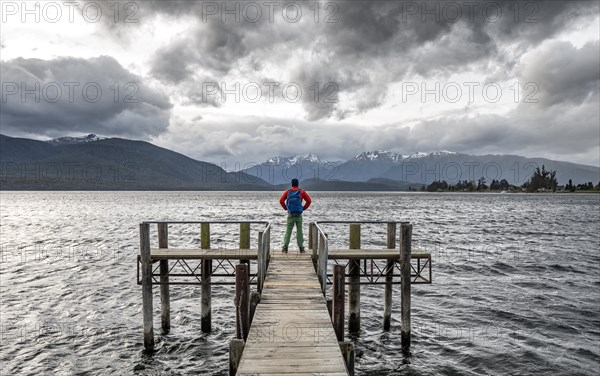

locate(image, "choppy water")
[[0, 191, 598, 375]]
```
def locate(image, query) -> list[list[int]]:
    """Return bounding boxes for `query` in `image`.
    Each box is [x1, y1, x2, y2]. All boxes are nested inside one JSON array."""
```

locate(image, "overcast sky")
[[1, 0, 599, 166]]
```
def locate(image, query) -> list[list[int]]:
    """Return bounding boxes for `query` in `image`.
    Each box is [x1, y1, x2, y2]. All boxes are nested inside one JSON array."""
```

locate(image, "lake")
[[0, 191, 598, 375]]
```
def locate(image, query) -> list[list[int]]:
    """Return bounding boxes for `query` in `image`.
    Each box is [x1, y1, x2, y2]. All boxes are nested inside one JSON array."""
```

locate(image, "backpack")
[[286, 189, 303, 216]]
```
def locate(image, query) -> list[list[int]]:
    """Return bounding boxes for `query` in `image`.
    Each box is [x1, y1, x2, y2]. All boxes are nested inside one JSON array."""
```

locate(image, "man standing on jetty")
[[279, 178, 312, 253]]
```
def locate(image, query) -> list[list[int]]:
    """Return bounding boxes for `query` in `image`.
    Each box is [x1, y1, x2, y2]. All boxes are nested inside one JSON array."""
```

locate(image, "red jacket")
[[280, 187, 312, 211]]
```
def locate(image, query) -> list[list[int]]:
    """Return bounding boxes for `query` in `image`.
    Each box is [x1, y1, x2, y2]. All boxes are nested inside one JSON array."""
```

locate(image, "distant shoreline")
[[1, 189, 598, 194]]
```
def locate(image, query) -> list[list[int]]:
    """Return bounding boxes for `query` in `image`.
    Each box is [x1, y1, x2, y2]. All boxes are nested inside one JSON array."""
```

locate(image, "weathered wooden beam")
[[240, 223, 251, 249], [250, 291, 261, 324], [258, 230, 264, 293], [400, 223, 412, 351], [318, 234, 328, 296], [266, 226, 271, 265], [140, 223, 154, 351], [332, 264, 345, 342], [201, 223, 211, 333], [240, 223, 251, 266], [349, 224, 361, 250], [158, 223, 170, 334], [235, 263, 250, 340], [201, 260, 212, 333], [201, 223, 210, 249], [229, 338, 245, 376], [386, 222, 396, 249], [348, 224, 361, 334], [339, 341, 355, 376], [311, 223, 318, 261], [384, 222, 396, 331]]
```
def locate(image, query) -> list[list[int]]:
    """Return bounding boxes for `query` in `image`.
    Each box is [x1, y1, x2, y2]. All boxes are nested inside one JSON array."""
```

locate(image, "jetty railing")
[[308, 221, 432, 351], [314, 222, 329, 296], [138, 220, 271, 351], [257, 222, 271, 293]]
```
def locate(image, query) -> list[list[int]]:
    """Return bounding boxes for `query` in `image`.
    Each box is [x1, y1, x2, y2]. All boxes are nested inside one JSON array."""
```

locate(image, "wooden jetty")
[[138, 220, 432, 375], [234, 251, 351, 375]]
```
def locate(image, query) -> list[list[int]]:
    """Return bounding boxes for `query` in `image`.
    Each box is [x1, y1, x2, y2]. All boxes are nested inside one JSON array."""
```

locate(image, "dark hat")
[[291, 178, 299, 187]]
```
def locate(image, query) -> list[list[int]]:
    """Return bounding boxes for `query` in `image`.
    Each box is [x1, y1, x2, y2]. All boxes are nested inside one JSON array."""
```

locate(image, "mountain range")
[[1, 134, 598, 190], [242, 150, 598, 187], [241, 154, 343, 185], [0, 134, 270, 190]]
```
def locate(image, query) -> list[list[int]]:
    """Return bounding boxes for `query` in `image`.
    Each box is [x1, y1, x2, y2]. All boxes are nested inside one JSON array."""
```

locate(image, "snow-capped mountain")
[[333, 149, 599, 185], [266, 154, 325, 167], [242, 154, 343, 185], [354, 150, 457, 161], [244, 150, 462, 184], [46, 134, 106, 146], [354, 150, 403, 162], [406, 150, 457, 159]]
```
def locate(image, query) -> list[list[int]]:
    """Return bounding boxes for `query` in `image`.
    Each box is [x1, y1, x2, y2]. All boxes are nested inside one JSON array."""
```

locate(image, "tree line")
[[414, 165, 600, 193]]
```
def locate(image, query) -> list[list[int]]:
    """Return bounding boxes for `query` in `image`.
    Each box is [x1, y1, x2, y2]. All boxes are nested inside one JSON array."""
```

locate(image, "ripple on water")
[[0, 191, 598, 375]]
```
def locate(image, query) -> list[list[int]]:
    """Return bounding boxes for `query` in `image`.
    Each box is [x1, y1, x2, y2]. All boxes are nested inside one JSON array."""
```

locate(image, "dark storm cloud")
[[0, 56, 172, 138], [136, 0, 594, 120], [517, 40, 600, 108], [151, 39, 197, 84], [52, 1, 599, 165], [151, 18, 257, 82], [490, 0, 594, 43]]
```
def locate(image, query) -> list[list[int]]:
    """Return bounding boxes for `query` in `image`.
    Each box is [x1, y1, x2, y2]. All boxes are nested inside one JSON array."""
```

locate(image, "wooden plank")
[[150, 248, 258, 260], [328, 248, 430, 259], [242, 348, 343, 357], [243, 345, 342, 351], [238, 374, 347, 376], [238, 363, 346, 373], [238, 358, 346, 366], [237, 251, 348, 375]]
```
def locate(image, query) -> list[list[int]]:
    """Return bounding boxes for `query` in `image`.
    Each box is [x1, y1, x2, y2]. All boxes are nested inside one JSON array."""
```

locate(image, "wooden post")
[[240, 223, 250, 249], [140, 223, 154, 351], [257, 230, 264, 293], [240, 223, 250, 266], [349, 224, 361, 250], [201, 223, 210, 249], [311, 223, 318, 261], [384, 222, 396, 331], [318, 234, 328, 296], [348, 224, 361, 334], [332, 264, 345, 342], [250, 291, 261, 324], [387, 222, 396, 249], [339, 341, 355, 376], [400, 223, 412, 351], [158, 223, 170, 334], [235, 263, 250, 340], [308, 223, 313, 250], [317, 234, 323, 286], [266, 226, 271, 265], [229, 338, 245, 376], [201, 223, 211, 333]]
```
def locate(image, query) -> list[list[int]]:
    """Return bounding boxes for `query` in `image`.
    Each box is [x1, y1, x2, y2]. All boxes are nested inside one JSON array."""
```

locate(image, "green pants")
[[283, 214, 304, 248]]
